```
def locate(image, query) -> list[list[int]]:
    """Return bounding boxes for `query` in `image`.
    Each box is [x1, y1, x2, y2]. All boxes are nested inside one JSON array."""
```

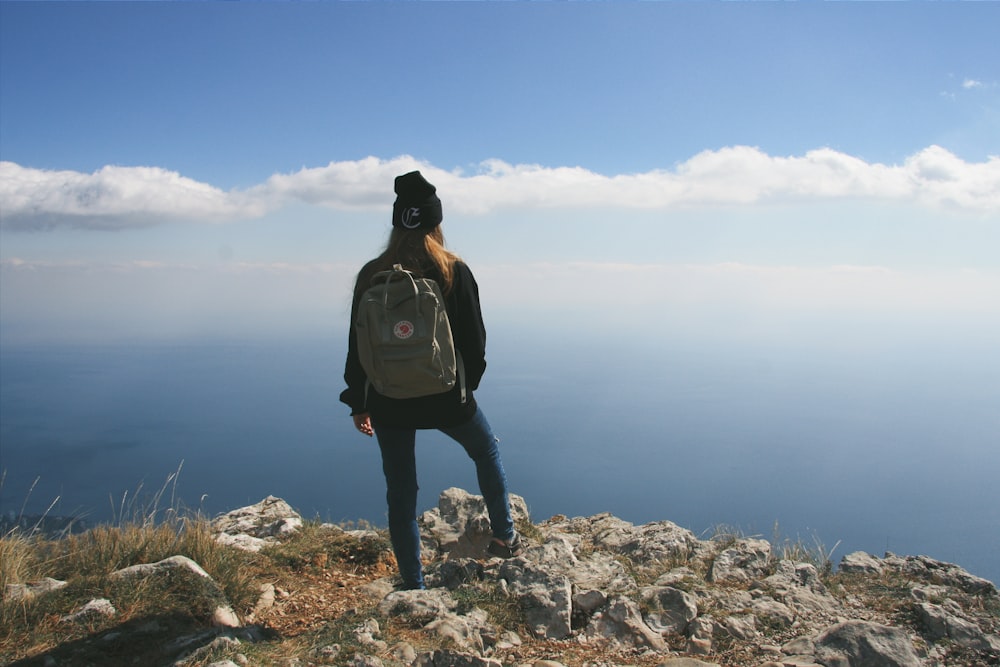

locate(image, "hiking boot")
[[487, 532, 524, 558]]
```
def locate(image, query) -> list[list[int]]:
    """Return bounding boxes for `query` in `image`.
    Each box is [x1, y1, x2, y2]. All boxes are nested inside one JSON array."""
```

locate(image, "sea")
[[2, 331, 998, 585]]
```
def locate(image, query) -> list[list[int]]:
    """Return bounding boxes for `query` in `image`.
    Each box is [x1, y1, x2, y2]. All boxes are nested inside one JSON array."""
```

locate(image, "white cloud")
[[2, 145, 998, 232], [253, 156, 424, 208], [962, 79, 984, 89], [0, 162, 266, 231]]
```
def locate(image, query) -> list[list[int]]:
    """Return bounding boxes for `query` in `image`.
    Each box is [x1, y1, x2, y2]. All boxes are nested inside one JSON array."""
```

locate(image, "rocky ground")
[[4, 489, 998, 667]]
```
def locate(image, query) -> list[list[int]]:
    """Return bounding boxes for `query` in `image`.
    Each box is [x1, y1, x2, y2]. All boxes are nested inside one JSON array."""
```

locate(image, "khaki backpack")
[[355, 264, 465, 401]]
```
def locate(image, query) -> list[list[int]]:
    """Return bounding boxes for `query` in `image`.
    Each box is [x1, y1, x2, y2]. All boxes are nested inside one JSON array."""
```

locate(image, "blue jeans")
[[373, 407, 515, 590]]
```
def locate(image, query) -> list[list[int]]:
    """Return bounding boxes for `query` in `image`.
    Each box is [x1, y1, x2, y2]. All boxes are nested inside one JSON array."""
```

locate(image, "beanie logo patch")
[[393, 320, 415, 339], [400, 207, 422, 229]]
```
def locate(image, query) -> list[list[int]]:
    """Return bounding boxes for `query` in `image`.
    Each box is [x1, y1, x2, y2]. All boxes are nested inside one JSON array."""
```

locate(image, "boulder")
[[378, 589, 458, 622], [5, 576, 67, 602], [915, 601, 1000, 651], [584, 595, 667, 650], [110, 555, 240, 628], [418, 487, 530, 559], [111, 554, 212, 580], [422, 607, 494, 653], [709, 537, 772, 583], [881, 553, 997, 596], [498, 558, 572, 639], [60, 598, 116, 624], [839, 551, 883, 575], [720, 613, 757, 640], [640, 585, 698, 635], [757, 560, 841, 616], [750, 598, 796, 630], [813, 620, 921, 667], [210, 495, 303, 552]]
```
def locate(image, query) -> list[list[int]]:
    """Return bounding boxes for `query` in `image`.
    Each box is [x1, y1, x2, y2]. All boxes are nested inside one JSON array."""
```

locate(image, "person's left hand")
[[353, 412, 373, 437]]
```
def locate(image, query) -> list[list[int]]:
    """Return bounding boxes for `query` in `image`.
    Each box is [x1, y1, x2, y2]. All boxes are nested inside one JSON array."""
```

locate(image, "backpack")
[[355, 264, 465, 402]]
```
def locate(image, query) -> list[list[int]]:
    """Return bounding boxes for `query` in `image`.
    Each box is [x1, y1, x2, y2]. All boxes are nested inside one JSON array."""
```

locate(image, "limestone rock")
[[423, 607, 493, 653], [556, 513, 698, 567], [882, 553, 996, 595], [813, 620, 921, 667], [419, 487, 530, 559], [111, 554, 212, 580], [573, 588, 607, 616], [211, 495, 303, 552], [378, 589, 458, 622], [640, 585, 698, 635], [757, 560, 841, 617], [60, 597, 116, 624], [5, 576, 67, 602], [720, 613, 757, 640], [569, 551, 636, 596], [915, 601, 999, 651], [781, 636, 816, 655], [352, 617, 387, 651], [212, 605, 242, 628], [584, 595, 667, 650], [709, 538, 772, 583], [839, 551, 883, 575], [110, 554, 240, 628], [498, 558, 572, 639], [247, 582, 276, 623], [751, 598, 796, 630]]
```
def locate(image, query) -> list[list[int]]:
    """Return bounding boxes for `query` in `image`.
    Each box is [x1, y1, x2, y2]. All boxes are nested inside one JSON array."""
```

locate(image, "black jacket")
[[339, 260, 487, 429]]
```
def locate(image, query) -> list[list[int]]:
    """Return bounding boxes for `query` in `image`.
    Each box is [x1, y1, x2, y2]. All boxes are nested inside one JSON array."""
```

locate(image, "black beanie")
[[392, 171, 443, 230]]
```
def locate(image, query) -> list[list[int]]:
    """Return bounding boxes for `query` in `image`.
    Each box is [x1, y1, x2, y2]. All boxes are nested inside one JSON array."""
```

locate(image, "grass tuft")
[[772, 521, 841, 577], [262, 520, 392, 572]]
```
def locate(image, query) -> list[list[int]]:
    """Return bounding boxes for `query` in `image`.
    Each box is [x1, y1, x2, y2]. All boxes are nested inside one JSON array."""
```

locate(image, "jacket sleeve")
[[339, 277, 369, 415], [450, 262, 488, 391]]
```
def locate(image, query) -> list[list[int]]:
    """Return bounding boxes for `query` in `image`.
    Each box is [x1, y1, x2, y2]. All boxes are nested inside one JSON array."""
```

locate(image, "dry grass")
[[772, 521, 841, 576], [262, 519, 392, 573], [0, 464, 406, 666], [0, 515, 264, 663], [0, 467, 264, 663]]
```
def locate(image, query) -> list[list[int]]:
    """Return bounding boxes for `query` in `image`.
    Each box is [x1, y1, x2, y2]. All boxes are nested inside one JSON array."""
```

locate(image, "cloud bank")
[[2, 145, 998, 231], [0, 162, 267, 231], [4, 256, 997, 345]]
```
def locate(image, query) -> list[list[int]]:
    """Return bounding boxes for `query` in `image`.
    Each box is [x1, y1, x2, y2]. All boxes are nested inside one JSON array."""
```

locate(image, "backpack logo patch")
[[393, 320, 415, 339]]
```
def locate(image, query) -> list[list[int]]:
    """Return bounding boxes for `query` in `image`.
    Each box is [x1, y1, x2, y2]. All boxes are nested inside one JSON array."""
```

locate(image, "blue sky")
[[1, 2, 998, 344]]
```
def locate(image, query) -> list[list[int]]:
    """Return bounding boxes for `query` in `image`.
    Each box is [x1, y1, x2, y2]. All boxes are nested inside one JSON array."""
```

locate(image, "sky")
[[1, 2, 998, 345]]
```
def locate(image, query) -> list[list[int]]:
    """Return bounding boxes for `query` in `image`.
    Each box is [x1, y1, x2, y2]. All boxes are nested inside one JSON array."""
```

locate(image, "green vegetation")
[[262, 519, 391, 571]]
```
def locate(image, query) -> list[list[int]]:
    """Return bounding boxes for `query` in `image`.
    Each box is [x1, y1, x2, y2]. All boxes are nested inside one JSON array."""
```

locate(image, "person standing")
[[340, 170, 522, 590]]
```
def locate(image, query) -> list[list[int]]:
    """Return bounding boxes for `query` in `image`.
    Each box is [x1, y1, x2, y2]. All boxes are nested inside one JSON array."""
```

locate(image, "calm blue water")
[[2, 335, 998, 584]]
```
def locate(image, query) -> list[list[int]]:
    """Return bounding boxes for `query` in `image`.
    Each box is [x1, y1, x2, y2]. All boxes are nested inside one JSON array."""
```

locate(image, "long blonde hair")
[[361, 226, 460, 295]]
